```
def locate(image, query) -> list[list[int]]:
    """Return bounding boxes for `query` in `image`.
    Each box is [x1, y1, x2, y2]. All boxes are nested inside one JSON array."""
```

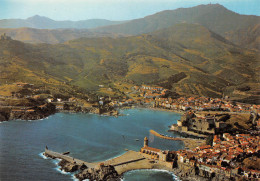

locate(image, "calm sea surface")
[[0, 109, 183, 181]]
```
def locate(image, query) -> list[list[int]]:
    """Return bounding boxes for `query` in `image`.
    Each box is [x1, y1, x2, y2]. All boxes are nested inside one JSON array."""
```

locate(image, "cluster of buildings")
[[176, 133, 260, 179], [139, 134, 259, 180], [153, 97, 260, 113], [133, 85, 168, 99], [108, 98, 134, 107]]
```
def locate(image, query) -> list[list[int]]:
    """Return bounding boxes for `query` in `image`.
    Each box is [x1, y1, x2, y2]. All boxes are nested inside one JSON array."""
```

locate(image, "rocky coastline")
[[88, 107, 119, 117], [0, 101, 181, 122], [0, 102, 120, 122], [44, 152, 121, 181], [0, 103, 56, 121], [172, 167, 209, 181], [75, 164, 120, 181]]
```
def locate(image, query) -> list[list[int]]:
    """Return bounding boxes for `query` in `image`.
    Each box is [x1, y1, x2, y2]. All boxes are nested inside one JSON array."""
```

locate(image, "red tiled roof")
[[143, 146, 160, 152]]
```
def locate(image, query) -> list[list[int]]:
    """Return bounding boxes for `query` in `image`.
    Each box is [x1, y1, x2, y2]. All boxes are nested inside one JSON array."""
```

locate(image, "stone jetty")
[[150, 130, 206, 150], [43, 147, 171, 180]]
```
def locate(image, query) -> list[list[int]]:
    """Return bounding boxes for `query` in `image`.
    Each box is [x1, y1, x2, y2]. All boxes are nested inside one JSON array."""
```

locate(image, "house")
[[47, 98, 54, 103]]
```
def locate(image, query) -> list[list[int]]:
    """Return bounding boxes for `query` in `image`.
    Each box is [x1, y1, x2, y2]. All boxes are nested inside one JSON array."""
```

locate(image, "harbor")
[[0, 109, 182, 181]]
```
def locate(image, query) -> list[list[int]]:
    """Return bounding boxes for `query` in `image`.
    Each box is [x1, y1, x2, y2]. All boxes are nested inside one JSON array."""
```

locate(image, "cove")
[[0, 109, 183, 180]]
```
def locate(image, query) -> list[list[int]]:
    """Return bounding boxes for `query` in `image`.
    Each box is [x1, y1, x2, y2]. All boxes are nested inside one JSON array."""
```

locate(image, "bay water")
[[0, 109, 183, 180]]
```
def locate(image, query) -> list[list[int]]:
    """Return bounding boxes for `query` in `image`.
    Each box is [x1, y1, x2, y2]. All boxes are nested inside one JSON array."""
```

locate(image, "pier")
[[44, 148, 165, 175], [44, 148, 96, 168]]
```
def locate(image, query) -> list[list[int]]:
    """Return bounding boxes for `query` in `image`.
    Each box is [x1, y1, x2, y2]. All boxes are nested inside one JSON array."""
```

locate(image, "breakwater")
[[44, 148, 96, 168], [150, 130, 183, 140], [150, 130, 206, 150]]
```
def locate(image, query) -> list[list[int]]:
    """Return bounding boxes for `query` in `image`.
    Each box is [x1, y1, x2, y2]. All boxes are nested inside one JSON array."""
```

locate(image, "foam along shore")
[[43, 148, 180, 180]]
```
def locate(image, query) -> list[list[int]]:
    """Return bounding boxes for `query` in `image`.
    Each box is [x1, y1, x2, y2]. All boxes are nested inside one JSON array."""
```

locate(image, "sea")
[[0, 108, 183, 181]]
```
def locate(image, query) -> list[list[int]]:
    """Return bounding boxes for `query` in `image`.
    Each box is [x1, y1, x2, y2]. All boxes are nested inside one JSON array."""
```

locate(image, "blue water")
[[0, 109, 183, 180]]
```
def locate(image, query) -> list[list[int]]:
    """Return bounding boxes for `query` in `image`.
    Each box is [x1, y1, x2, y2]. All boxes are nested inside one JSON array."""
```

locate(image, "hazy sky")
[[1, 0, 259, 21]]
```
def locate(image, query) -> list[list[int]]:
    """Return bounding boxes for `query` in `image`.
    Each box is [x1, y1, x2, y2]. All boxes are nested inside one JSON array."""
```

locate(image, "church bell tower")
[[144, 137, 148, 147]]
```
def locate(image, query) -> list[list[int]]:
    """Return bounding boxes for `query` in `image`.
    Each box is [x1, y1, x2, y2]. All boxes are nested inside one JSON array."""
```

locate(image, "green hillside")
[[0, 23, 259, 101]]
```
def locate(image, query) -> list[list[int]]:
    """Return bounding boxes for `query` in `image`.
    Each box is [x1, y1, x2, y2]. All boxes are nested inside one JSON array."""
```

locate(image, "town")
[[1, 82, 259, 180]]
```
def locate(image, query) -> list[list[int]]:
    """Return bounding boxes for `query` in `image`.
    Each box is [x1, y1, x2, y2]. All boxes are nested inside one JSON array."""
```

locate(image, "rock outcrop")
[[58, 159, 79, 172], [90, 106, 119, 117], [172, 167, 208, 181], [9, 103, 56, 120], [75, 164, 120, 181], [0, 108, 11, 122]]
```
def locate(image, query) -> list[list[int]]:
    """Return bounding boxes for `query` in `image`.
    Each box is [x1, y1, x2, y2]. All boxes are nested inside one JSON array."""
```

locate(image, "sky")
[[0, 0, 259, 21]]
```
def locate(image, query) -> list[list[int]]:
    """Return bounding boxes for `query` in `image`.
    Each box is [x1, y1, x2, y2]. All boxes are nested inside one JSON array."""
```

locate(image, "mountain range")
[[0, 15, 125, 29], [94, 4, 260, 50], [0, 4, 259, 49], [0, 28, 124, 44], [0, 4, 259, 103]]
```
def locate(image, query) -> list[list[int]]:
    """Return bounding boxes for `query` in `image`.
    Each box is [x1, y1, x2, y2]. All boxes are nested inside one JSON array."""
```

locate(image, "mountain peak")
[[27, 15, 53, 21], [193, 3, 228, 11]]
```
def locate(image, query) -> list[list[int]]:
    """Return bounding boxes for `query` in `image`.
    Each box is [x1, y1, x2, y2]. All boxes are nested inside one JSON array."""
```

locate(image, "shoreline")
[[134, 106, 185, 115], [0, 105, 183, 122], [4, 107, 206, 180], [43, 148, 206, 181], [150, 129, 206, 150], [149, 107, 185, 114], [43, 149, 180, 180]]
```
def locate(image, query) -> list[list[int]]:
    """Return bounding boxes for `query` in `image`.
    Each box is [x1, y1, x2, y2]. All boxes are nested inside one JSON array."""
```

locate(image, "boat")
[[135, 139, 139, 141]]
